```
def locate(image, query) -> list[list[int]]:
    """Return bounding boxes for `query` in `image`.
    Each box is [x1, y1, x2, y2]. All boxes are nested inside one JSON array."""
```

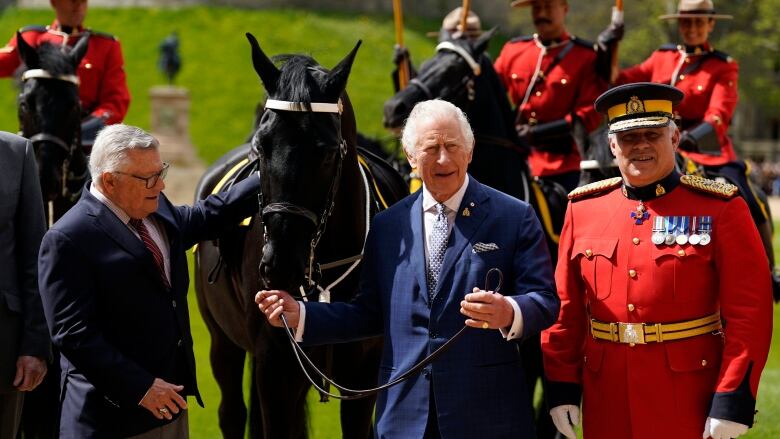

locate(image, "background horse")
[[193, 34, 407, 439], [14, 32, 90, 439], [381, 32, 566, 438]]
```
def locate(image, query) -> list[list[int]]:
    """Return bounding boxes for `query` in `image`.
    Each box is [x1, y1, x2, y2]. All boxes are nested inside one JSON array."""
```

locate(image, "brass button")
[[629, 269, 637, 278], [629, 342, 636, 347], [632, 237, 640, 245], [535, 91, 542, 97], [585, 249, 593, 258], [677, 249, 686, 257], [511, 73, 518, 79], [531, 111, 537, 117], [628, 304, 635, 312], [85, 63, 92, 69], [583, 355, 588, 363], [679, 74, 685, 80], [697, 85, 704, 91], [701, 359, 708, 367], [685, 58, 691, 63], [561, 78, 568, 85]]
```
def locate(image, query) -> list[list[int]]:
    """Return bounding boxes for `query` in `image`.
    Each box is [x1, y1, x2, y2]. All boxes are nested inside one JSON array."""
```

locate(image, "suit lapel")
[[408, 192, 430, 304], [434, 178, 490, 297]]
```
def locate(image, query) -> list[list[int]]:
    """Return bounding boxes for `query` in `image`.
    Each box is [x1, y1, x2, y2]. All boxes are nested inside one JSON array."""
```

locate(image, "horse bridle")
[[408, 41, 481, 103], [255, 98, 349, 295], [21, 68, 86, 201]]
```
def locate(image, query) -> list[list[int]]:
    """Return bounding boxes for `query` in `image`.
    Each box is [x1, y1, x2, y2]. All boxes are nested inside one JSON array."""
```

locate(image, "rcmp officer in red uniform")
[[615, 0, 779, 297], [542, 82, 773, 439], [0, 0, 130, 143], [494, 0, 609, 192]]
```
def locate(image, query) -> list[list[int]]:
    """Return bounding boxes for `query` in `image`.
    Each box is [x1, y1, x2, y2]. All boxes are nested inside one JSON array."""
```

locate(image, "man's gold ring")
[[158, 408, 169, 415], [481, 321, 489, 329]]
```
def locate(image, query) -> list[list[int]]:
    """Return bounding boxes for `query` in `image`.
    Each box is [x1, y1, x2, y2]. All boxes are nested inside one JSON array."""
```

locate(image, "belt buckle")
[[618, 322, 646, 344]]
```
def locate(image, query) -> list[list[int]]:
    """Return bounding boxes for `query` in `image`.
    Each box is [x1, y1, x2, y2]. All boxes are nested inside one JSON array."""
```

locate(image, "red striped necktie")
[[129, 218, 171, 289]]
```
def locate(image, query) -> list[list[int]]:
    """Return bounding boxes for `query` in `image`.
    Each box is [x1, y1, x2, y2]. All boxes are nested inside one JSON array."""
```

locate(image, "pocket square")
[[472, 242, 499, 253]]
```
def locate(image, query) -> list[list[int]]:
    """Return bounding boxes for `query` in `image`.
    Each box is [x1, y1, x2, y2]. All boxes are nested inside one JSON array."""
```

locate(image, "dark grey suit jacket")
[[0, 131, 50, 393]]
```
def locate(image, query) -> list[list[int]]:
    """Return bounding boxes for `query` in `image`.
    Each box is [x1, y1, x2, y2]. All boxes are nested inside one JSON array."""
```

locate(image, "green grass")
[[2, 6, 779, 437]]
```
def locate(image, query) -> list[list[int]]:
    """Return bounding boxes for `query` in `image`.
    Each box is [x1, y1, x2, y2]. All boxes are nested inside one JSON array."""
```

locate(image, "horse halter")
[[409, 41, 481, 103], [256, 98, 348, 291], [21, 68, 84, 201]]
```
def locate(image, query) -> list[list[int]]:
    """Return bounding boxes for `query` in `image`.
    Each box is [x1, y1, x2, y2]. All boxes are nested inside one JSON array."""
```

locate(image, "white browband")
[[435, 41, 482, 76], [22, 69, 80, 86], [265, 99, 343, 114]]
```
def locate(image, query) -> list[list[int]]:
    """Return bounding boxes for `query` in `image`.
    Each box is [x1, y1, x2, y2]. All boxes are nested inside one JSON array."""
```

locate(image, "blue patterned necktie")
[[427, 203, 449, 298]]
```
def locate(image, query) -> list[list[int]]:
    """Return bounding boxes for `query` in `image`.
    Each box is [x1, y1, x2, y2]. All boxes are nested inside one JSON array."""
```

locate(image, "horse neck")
[[466, 59, 517, 141]]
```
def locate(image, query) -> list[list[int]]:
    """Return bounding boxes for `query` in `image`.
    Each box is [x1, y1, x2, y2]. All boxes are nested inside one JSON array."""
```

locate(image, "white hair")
[[89, 124, 160, 188], [401, 99, 475, 158]]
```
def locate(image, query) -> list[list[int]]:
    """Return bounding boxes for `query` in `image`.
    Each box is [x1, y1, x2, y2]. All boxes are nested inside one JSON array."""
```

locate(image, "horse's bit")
[[280, 267, 505, 400]]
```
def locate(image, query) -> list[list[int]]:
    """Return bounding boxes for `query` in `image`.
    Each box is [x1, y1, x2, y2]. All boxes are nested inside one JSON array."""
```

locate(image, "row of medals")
[[651, 215, 713, 246]]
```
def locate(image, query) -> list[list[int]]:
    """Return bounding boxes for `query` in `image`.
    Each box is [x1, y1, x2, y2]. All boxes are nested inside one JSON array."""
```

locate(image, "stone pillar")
[[149, 85, 197, 165]]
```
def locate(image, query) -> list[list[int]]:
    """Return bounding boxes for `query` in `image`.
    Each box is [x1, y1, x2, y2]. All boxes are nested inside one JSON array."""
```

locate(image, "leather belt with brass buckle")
[[590, 312, 721, 345]]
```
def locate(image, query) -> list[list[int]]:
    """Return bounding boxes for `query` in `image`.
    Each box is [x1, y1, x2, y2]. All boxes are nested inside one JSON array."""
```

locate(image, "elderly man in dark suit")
[[38, 124, 260, 438], [0, 132, 50, 438], [257, 100, 560, 438]]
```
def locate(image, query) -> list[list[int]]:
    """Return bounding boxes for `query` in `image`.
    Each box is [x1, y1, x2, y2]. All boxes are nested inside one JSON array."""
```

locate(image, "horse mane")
[[270, 54, 328, 106], [36, 42, 77, 75]]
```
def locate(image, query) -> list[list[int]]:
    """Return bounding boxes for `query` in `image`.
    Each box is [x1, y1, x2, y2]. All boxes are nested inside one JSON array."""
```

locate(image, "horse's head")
[[246, 33, 360, 292], [383, 29, 496, 130], [16, 31, 87, 202]]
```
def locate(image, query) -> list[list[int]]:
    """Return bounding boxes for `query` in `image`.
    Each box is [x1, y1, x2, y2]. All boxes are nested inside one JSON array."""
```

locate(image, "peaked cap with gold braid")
[[595, 82, 684, 134]]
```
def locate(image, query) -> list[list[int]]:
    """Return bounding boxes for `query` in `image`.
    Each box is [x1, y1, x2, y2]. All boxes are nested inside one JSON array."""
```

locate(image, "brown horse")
[[193, 34, 407, 438]]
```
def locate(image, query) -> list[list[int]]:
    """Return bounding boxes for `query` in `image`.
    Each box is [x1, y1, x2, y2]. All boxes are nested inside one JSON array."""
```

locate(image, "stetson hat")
[[594, 83, 684, 134], [659, 0, 733, 20], [426, 7, 483, 38], [510, 0, 568, 8]]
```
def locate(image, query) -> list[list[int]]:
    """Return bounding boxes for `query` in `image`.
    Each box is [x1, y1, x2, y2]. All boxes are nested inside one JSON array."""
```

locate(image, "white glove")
[[550, 404, 579, 439], [703, 417, 749, 439]]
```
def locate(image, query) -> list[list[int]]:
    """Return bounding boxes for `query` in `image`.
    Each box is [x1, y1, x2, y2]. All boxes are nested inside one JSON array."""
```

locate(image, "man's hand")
[[460, 287, 514, 329], [392, 44, 410, 67], [515, 124, 534, 145], [679, 130, 699, 152], [14, 356, 47, 391], [703, 417, 749, 439], [139, 378, 187, 420], [256, 289, 300, 328], [550, 404, 580, 439]]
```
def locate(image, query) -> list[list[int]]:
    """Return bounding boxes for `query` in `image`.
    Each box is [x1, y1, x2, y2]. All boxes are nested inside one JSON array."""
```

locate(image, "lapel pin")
[[462, 208, 471, 217]]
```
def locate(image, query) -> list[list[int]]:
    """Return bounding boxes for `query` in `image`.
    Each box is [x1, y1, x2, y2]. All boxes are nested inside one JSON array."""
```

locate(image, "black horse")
[[382, 32, 567, 438], [193, 34, 407, 439], [14, 32, 90, 439]]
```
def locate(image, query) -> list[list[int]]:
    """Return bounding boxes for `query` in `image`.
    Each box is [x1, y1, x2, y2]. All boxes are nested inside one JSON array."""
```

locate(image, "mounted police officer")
[[494, 0, 613, 193], [0, 0, 130, 149], [613, 0, 780, 299], [542, 82, 772, 439]]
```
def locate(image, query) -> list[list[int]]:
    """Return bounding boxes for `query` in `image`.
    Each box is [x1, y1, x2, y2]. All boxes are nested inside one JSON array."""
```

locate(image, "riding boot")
[[755, 222, 780, 302]]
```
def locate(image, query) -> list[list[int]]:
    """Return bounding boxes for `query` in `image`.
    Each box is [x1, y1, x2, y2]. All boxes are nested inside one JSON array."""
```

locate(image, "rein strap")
[[265, 99, 343, 114], [436, 41, 481, 76], [22, 69, 80, 86]]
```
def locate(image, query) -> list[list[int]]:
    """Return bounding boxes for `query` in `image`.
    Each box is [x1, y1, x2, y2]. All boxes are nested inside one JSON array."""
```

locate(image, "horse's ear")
[[69, 32, 90, 67], [16, 31, 39, 69], [246, 32, 279, 92], [325, 40, 361, 98], [473, 27, 499, 55]]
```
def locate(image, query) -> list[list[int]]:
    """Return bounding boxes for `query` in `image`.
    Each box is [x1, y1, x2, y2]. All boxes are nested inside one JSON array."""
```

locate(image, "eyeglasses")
[[114, 162, 170, 189]]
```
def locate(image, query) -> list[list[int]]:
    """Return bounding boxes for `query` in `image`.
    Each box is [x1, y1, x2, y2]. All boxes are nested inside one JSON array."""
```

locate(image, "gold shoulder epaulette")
[[568, 177, 622, 200], [679, 175, 738, 198]]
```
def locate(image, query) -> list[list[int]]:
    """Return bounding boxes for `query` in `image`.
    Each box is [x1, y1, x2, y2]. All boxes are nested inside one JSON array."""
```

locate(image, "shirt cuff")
[[294, 301, 306, 342], [499, 297, 524, 340]]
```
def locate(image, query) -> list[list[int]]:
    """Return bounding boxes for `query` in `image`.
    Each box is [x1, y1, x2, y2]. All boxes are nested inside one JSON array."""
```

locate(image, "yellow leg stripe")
[[531, 181, 560, 244]]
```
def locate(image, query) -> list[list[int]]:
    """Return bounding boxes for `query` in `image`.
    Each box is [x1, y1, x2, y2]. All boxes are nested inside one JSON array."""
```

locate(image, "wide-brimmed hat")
[[659, 0, 732, 20], [510, 0, 567, 8], [595, 83, 684, 134], [426, 7, 483, 38]]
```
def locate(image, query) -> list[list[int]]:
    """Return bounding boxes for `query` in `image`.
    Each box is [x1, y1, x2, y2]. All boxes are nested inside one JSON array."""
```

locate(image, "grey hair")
[[401, 99, 475, 157], [607, 121, 679, 143], [89, 124, 160, 188]]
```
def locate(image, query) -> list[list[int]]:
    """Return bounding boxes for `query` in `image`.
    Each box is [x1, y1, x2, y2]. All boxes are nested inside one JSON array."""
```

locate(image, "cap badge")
[[627, 96, 646, 114]]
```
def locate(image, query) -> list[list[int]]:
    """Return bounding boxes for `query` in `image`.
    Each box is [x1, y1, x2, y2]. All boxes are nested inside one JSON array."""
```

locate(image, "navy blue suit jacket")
[[304, 176, 559, 439], [38, 176, 259, 438]]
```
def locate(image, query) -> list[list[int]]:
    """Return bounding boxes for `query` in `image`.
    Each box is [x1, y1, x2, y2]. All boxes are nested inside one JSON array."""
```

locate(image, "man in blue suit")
[[38, 125, 260, 438], [257, 100, 559, 438]]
